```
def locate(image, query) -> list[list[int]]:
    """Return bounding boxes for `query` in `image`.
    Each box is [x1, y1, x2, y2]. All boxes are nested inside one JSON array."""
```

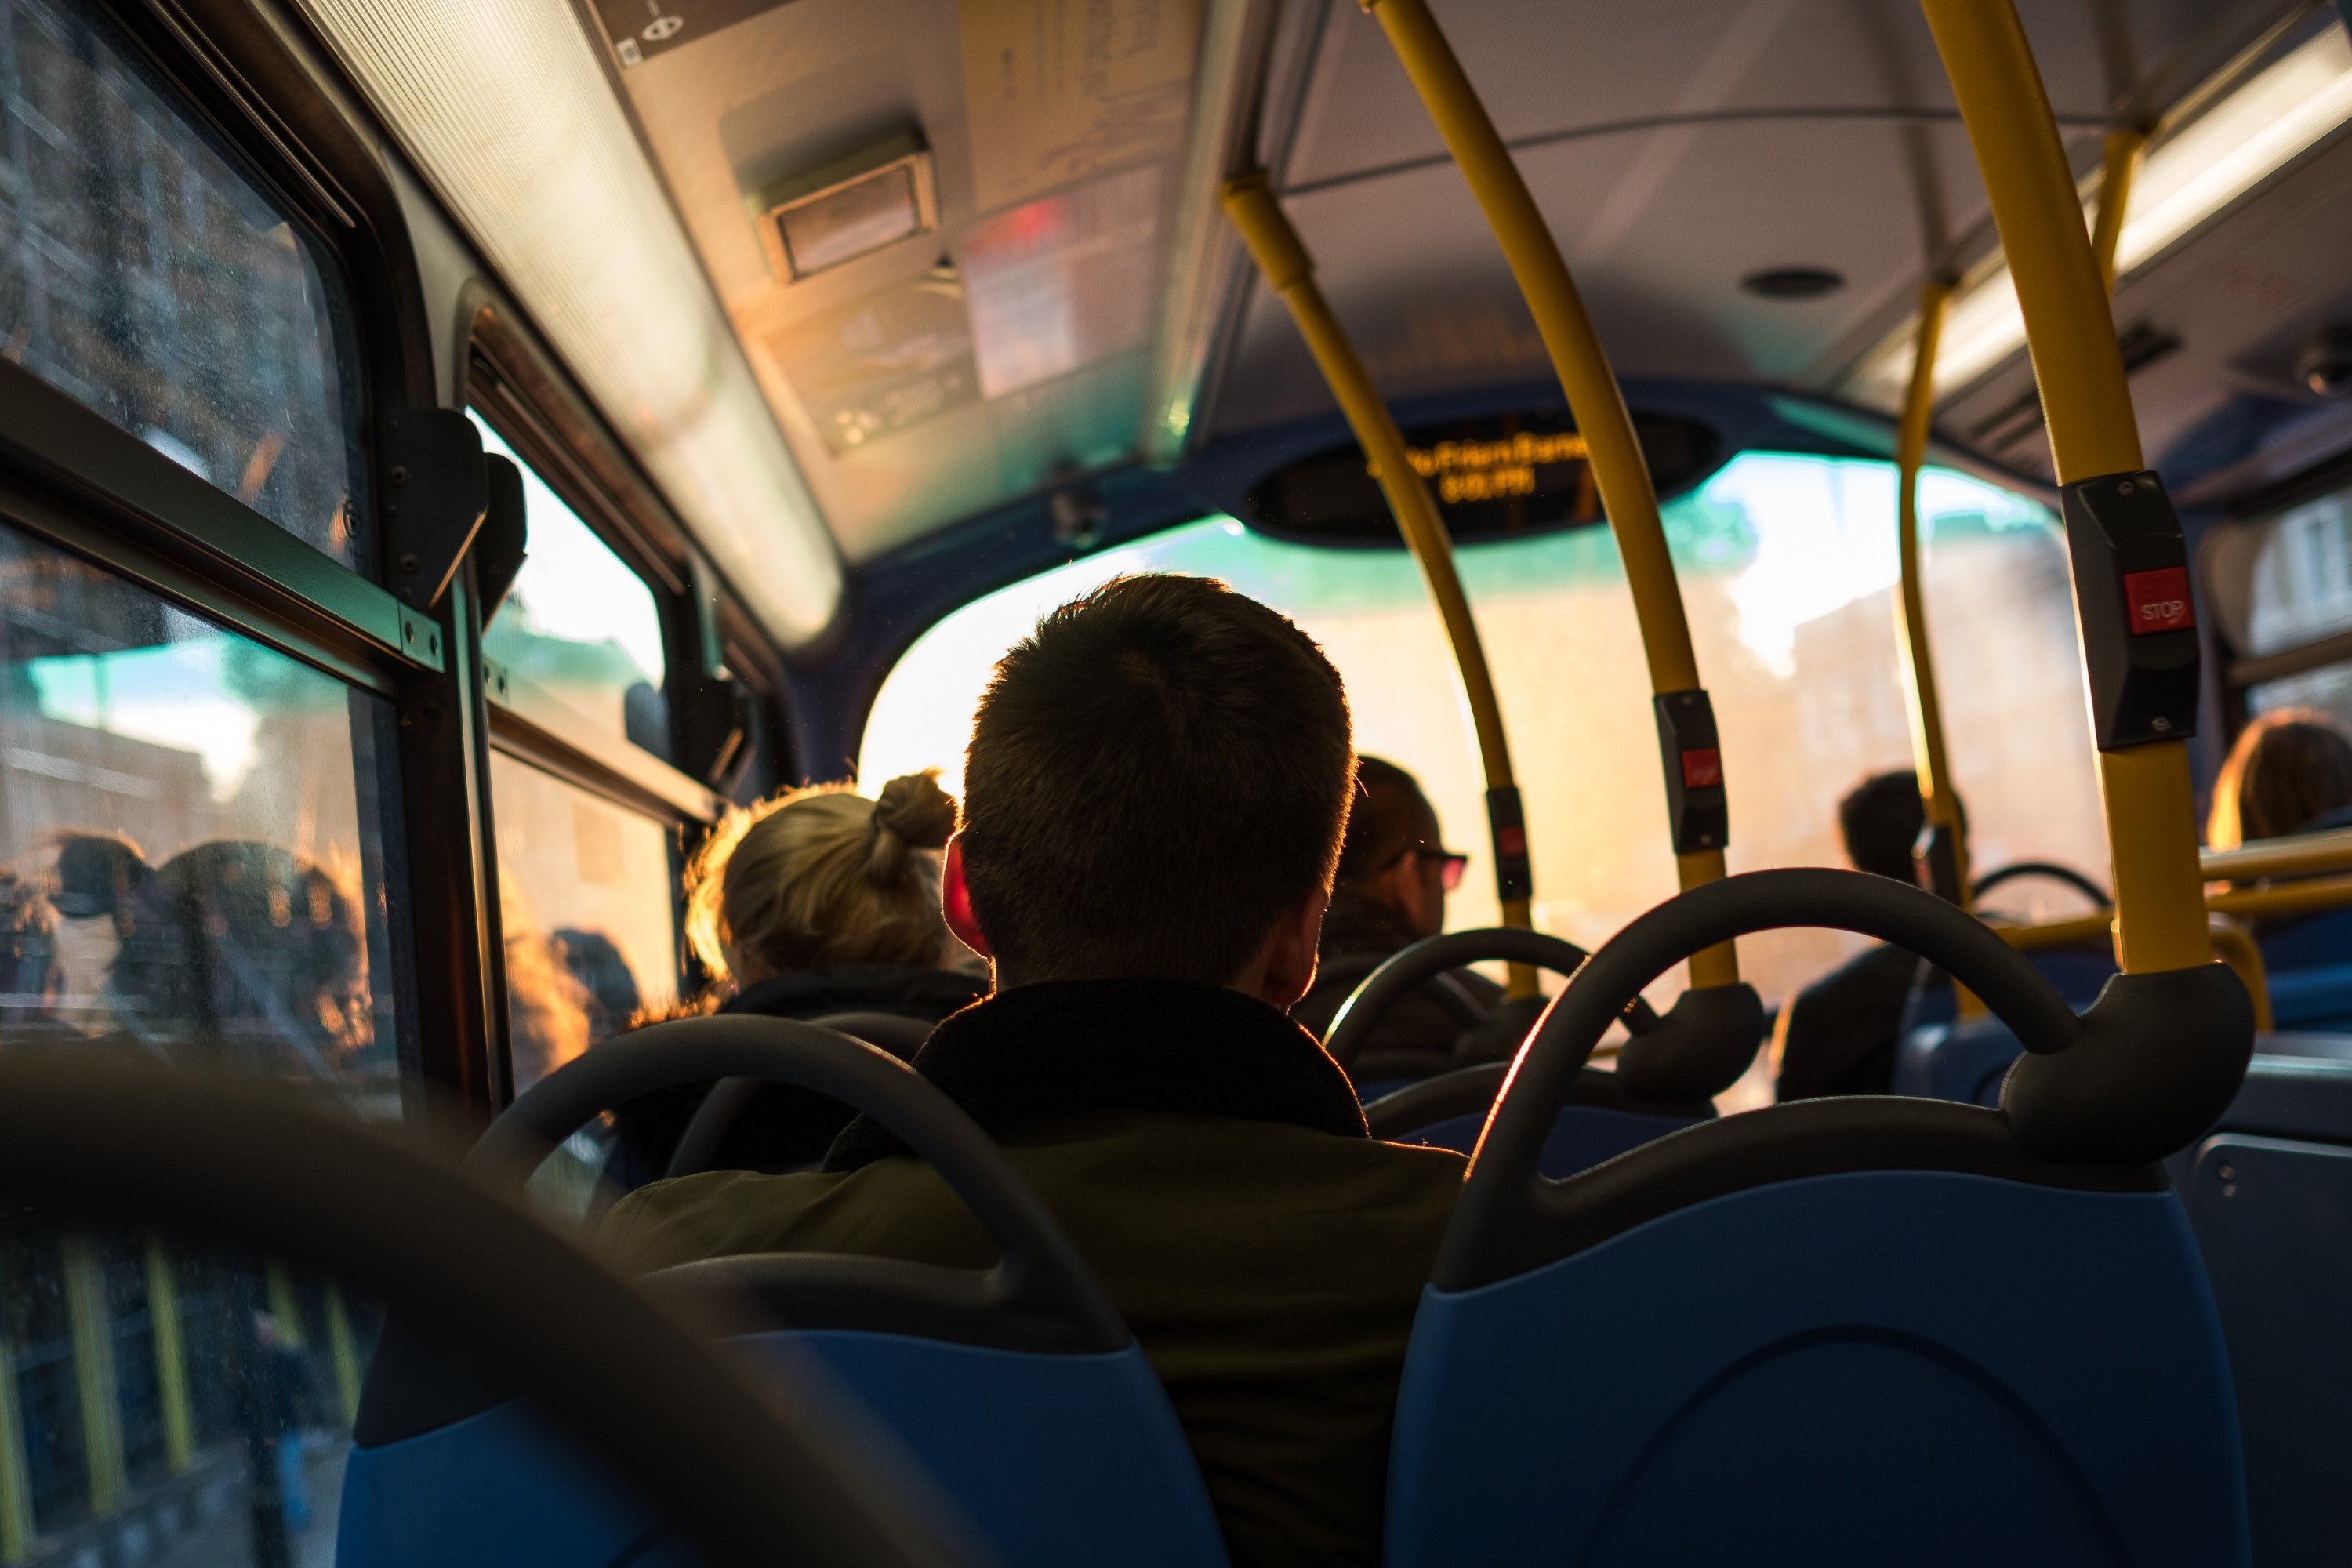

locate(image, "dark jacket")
[[1291, 891, 1502, 1085], [601, 964, 985, 1190], [1773, 942, 1922, 1100], [605, 978, 1465, 1568]]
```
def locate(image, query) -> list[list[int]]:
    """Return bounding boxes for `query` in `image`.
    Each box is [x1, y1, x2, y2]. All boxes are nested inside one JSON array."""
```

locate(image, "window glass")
[[473, 415, 670, 758], [858, 451, 2105, 1030], [0, 1, 364, 565], [488, 751, 678, 1093], [0, 1229, 375, 1566], [0, 524, 397, 1563], [2242, 483, 2352, 657], [0, 522, 398, 1093]]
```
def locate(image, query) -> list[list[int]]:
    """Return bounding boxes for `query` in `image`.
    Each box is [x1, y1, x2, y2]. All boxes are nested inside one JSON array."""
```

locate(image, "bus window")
[[0, 1, 362, 567], [471, 414, 671, 759], [488, 753, 679, 1093], [859, 451, 2104, 1009], [2228, 480, 2352, 729], [0, 521, 397, 1092]]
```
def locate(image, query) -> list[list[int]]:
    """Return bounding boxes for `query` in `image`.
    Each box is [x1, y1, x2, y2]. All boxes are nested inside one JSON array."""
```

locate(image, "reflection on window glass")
[[0, 1225, 371, 1566], [472, 415, 669, 759], [0, 2, 362, 565], [2249, 661, 2352, 735], [489, 752, 677, 1093], [858, 452, 2105, 1016], [0, 524, 397, 1094], [2244, 484, 2352, 657]]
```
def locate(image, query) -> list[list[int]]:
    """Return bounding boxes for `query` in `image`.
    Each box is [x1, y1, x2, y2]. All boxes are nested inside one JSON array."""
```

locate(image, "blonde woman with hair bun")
[[605, 771, 983, 1188]]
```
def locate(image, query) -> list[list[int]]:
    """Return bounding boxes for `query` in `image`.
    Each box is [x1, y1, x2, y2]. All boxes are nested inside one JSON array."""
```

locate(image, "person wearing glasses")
[[1292, 756, 1500, 1085]]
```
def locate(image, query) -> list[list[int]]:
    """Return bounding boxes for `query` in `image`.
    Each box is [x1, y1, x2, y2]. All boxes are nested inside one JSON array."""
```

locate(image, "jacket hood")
[[721, 963, 985, 1025]]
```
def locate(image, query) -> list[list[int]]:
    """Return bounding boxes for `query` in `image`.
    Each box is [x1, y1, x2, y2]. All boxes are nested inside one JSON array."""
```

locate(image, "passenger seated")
[[2207, 710, 2352, 989], [606, 575, 1465, 1568], [603, 772, 985, 1189], [1773, 770, 1955, 1099], [1291, 756, 1498, 1081], [2207, 709, 2352, 850]]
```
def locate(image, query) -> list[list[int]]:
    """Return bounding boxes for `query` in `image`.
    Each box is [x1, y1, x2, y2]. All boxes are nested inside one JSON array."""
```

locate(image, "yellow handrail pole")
[[2205, 914, 2273, 1033], [2089, 126, 2147, 295], [1362, 0, 1737, 991], [1921, 0, 2212, 975], [1893, 280, 1969, 904], [1222, 172, 1539, 999]]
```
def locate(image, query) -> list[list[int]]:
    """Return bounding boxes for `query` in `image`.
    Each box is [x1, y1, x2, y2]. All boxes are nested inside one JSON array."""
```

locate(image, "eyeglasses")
[[1385, 844, 1469, 892]]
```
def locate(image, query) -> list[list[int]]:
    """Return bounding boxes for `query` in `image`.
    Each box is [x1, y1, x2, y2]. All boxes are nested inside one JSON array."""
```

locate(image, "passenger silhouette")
[[601, 771, 983, 1188], [2208, 708, 2352, 849], [608, 575, 1463, 1568], [1291, 756, 1497, 1083], [1773, 771, 1957, 1101], [52, 834, 368, 1069]]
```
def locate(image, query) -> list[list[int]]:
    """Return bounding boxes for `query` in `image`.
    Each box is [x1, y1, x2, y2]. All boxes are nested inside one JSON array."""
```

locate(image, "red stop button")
[[1681, 747, 1723, 789], [2123, 566, 2194, 635]]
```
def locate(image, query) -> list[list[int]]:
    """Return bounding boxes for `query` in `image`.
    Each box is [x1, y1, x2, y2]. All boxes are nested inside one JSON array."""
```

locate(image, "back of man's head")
[[1839, 769, 1933, 884], [960, 575, 1353, 985]]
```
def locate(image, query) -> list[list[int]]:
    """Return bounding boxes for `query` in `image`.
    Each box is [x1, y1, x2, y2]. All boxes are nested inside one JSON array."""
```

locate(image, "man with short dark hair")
[[1774, 768, 1957, 1099], [608, 575, 1464, 1568], [1292, 757, 1499, 1080]]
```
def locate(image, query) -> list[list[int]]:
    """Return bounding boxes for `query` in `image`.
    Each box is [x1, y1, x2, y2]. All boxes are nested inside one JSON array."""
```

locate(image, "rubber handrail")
[[0, 1055, 960, 1568], [1322, 927, 1657, 1070], [481, 1016, 1128, 1353]]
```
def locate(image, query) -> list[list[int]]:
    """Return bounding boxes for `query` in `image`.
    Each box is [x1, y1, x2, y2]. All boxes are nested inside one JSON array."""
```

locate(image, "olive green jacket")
[[604, 979, 1466, 1568]]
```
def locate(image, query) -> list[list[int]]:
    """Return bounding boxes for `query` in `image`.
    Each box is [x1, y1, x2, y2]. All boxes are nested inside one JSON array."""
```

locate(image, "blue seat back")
[[2182, 1130, 2352, 1566], [1893, 1014, 2026, 1105], [1395, 1105, 1705, 1176], [1387, 1169, 2247, 1568], [341, 1331, 1228, 1568]]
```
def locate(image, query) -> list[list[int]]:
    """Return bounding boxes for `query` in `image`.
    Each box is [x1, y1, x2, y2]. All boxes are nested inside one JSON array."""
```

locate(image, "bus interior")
[[0, 0, 2343, 1563]]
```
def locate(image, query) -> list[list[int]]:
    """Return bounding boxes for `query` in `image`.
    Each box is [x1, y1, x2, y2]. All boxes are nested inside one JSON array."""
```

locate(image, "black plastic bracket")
[[2002, 962, 2253, 1164], [474, 454, 528, 622], [383, 409, 488, 612], [2061, 470, 2199, 750], [1654, 688, 1728, 854], [1486, 785, 1533, 902]]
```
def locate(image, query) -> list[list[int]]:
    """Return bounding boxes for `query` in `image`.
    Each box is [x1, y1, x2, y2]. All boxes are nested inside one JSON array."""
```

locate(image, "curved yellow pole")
[[1363, 0, 1736, 990], [1893, 281, 1969, 906], [1920, 0, 2210, 975], [1222, 173, 1537, 998], [2089, 126, 2146, 294]]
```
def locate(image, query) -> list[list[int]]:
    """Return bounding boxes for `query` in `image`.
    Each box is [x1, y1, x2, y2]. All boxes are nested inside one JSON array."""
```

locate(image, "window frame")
[[2210, 446, 2352, 740]]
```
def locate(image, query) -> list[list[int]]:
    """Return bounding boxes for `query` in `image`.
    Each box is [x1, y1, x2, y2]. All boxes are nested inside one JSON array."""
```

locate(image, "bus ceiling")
[[294, 0, 2344, 651]]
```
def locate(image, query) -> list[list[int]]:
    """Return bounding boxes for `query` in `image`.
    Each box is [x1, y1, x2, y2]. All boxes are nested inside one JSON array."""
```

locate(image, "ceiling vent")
[[752, 136, 937, 283]]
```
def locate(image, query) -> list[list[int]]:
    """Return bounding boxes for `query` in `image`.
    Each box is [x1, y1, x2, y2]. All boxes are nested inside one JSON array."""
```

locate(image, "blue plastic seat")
[[339, 1018, 1231, 1568], [1387, 869, 2252, 1568], [1362, 1062, 1709, 1176]]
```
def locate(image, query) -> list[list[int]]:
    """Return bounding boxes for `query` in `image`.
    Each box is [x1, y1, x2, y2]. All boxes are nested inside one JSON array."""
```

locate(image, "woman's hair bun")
[[872, 771, 957, 853]]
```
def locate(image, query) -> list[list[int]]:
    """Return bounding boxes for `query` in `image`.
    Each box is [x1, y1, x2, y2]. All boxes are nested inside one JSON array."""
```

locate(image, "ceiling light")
[[1846, 22, 2352, 410], [753, 137, 937, 283], [288, 0, 841, 648]]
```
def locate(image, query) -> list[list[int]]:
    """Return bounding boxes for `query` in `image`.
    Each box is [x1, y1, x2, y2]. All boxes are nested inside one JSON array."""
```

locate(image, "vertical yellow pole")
[[1362, 0, 1738, 990], [1222, 172, 1540, 996], [60, 1239, 125, 1518], [0, 1256, 34, 1561], [263, 1261, 305, 1348], [1893, 280, 1969, 901], [323, 1288, 361, 1426], [1919, 0, 2210, 974], [143, 1240, 194, 1474]]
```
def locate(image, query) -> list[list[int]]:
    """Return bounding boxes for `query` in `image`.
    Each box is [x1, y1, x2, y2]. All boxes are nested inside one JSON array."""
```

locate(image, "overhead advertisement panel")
[[959, 0, 1203, 212]]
